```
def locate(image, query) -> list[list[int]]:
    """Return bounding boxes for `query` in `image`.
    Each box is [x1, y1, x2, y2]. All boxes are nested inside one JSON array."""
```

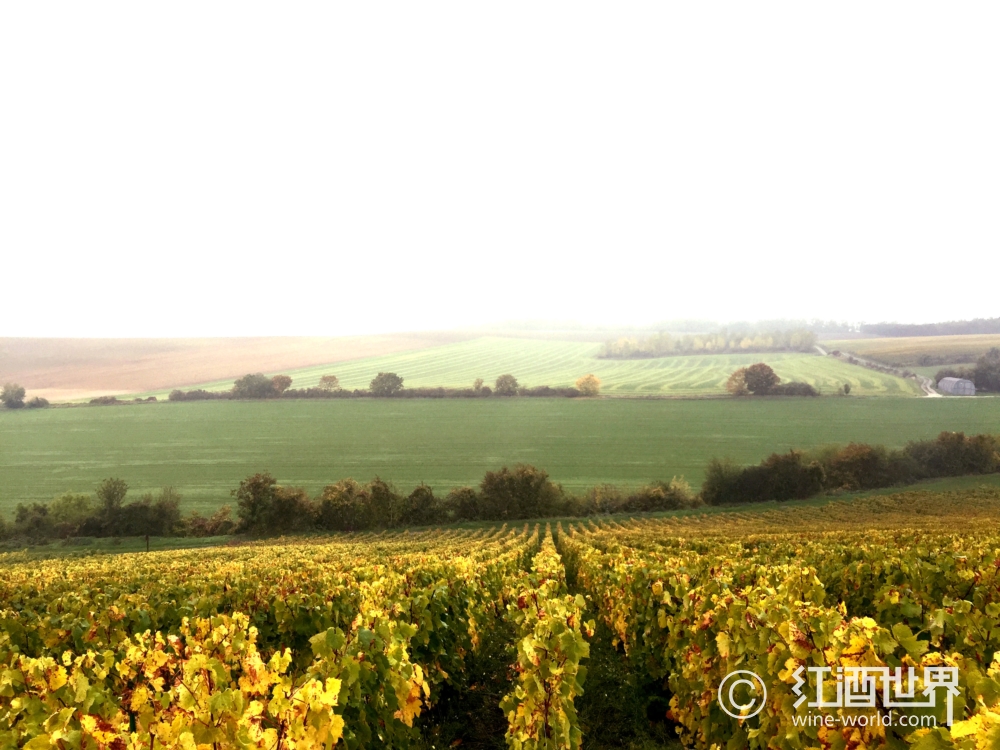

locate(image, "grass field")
[[128, 337, 923, 399], [822, 333, 1000, 366], [3, 397, 999, 517]]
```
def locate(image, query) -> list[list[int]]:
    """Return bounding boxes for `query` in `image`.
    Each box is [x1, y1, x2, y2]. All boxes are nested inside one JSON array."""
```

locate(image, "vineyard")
[[3, 488, 1000, 748]]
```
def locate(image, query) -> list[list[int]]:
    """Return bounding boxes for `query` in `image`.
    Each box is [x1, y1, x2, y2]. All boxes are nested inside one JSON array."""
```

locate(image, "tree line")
[[702, 430, 1000, 505], [602, 328, 817, 359], [0, 466, 695, 542], [4, 429, 998, 543], [169, 372, 602, 401], [860, 317, 1000, 337], [0, 383, 48, 409]]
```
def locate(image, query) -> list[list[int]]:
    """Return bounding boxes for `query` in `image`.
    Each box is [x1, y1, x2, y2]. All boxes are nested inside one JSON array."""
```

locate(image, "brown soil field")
[[0, 333, 470, 402]]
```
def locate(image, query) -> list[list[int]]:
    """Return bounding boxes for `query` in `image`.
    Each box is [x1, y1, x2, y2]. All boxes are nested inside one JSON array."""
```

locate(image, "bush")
[[169, 389, 229, 401], [768, 382, 819, 397], [315, 478, 370, 531], [495, 374, 519, 397], [26, 396, 49, 408], [369, 372, 404, 397], [89, 396, 120, 405], [744, 363, 780, 395], [934, 366, 973, 384], [974, 348, 1000, 391], [118, 488, 184, 536], [1, 383, 26, 409], [318, 375, 341, 392], [620, 477, 698, 512], [702, 452, 824, 505], [271, 375, 293, 394], [905, 431, 1000, 477], [232, 472, 279, 532], [14, 503, 54, 540], [402, 484, 438, 526], [518, 385, 579, 397], [575, 374, 601, 397], [478, 464, 564, 519], [184, 506, 235, 537], [442, 486, 480, 521], [233, 373, 279, 399], [49, 492, 95, 537], [819, 443, 901, 490], [726, 368, 749, 396]]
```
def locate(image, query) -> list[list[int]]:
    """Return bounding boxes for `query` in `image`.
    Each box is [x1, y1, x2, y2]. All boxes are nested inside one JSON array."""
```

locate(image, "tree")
[[494, 374, 519, 396], [96, 477, 129, 514], [1, 383, 26, 409], [318, 375, 341, 392], [233, 373, 277, 399], [232, 472, 278, 532], [726, 368, 749, 396], [473, 378, 484, 392], [271, 374, 292, 394], [575, 374, 601, 397], [478, 464, 563, 519], [744, 363, 780, 395], [370, 372, 404, 396], [843, 383, 852, 395], [974, 347, 1000, 392]]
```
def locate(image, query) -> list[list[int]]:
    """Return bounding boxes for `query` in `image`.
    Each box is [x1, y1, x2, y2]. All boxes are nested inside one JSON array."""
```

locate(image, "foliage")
[[168, 388, 230, 401], [502, 529, 593, 749], [25, 396, 49, 408], [574, 374, 601, 397], [89, 395, 121, 405], [743, 362, 780, 394], [0, 526, 538, 749], [559, 490, 1000, 749], [233, 372, 279, 399], [495, 374, 519, 396], [319, 374, 341, 391], [974, 347, 1000, 391], [767, 381, 819, 396], [369, 371, 404, 397], [96, 477, 129, 515], [479, 464, 564, 519], [725, 367, 749, 396], [271, 374, 293, 394], [603, 328, 817, 358], [0, 382, 25, 409], [702, 451, 824, 505], [905, 431, 1000, 477], [232, 472, 279, 533]]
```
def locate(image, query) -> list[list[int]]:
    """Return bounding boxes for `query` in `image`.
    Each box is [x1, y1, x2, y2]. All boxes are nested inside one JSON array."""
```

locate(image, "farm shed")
[[937, 377, 976, 396]]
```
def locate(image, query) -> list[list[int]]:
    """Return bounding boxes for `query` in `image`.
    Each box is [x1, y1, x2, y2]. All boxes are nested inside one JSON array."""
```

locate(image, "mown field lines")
[[132, 337, 923, 399]]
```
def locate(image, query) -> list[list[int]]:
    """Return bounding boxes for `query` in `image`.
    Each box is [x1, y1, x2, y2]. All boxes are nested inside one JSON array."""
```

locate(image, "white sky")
[[1, 3, 998, 337]]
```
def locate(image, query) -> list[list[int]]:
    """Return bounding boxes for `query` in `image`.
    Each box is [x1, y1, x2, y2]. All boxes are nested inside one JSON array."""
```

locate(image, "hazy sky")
[[1, 4, 997, 337]]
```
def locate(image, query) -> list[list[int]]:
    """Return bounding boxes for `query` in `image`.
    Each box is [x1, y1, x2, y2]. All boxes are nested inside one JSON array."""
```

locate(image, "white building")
[[937, 377, 976, 396]]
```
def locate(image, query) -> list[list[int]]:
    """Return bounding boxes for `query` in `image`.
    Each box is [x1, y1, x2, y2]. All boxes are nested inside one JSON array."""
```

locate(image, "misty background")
[[1, 3, 997, 338]]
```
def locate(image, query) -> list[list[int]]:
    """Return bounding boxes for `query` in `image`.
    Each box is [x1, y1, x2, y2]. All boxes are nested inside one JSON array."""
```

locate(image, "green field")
[[129, 337, 922, 399], [823, 333, 1000, 366], [3, 397, 999, 517]]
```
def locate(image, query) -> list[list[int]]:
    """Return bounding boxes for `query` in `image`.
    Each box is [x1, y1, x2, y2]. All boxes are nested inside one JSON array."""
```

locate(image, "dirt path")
[[815, 345, 941, 397]]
